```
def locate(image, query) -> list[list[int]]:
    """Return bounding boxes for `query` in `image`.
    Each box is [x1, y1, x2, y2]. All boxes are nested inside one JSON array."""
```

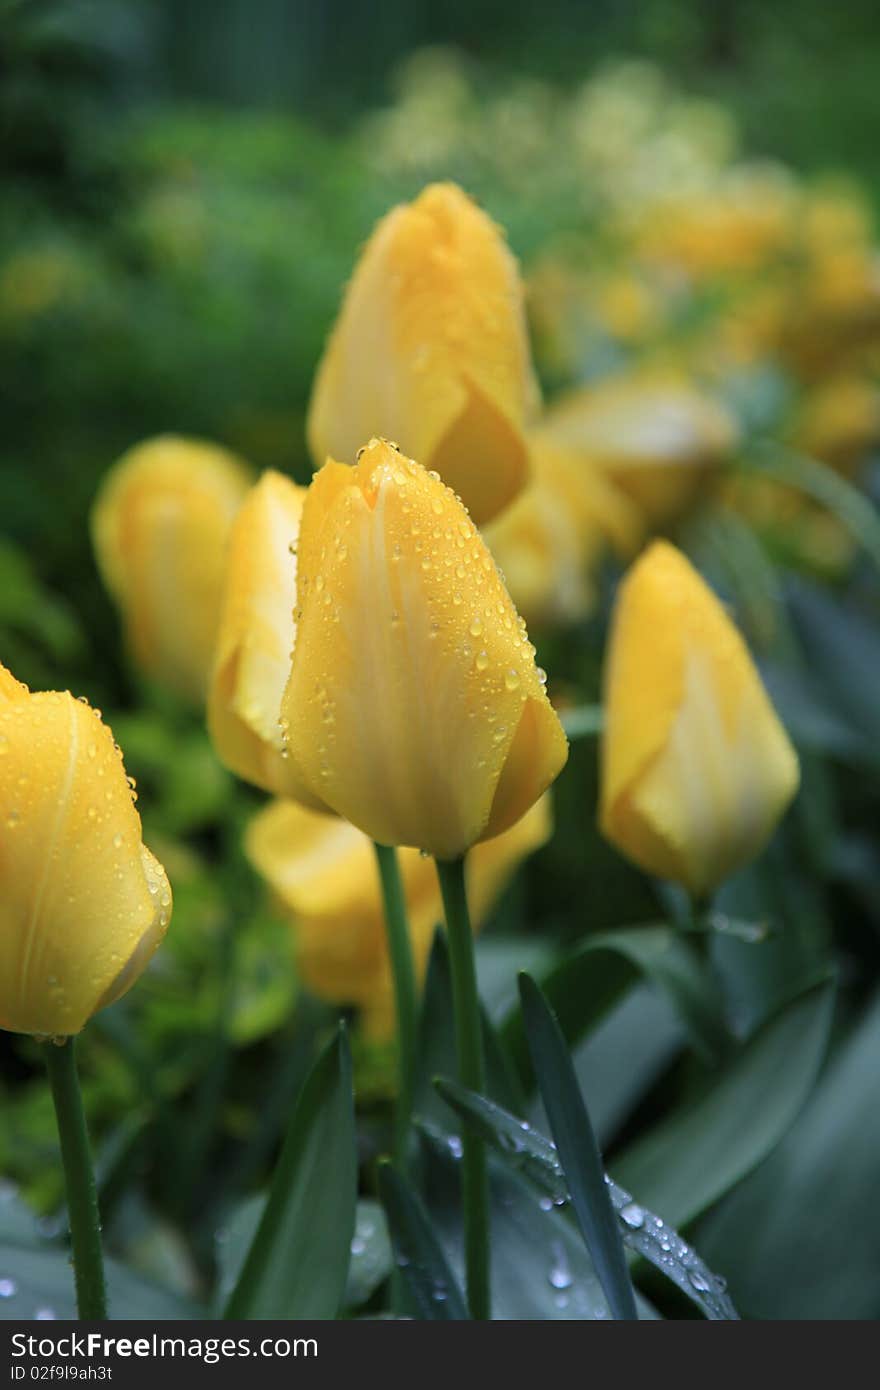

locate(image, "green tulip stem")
[[435, 854, 490, 1321], [373, 842, 418, 1170], [44, 1037, 107, 1320]]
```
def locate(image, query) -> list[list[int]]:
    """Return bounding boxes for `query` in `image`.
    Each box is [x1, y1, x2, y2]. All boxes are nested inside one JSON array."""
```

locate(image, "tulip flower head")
[[485, 432, 644, 627], [0, 664, 171, 1036], [307, 182, 539, 524], [544, 373, 738, 527], [600, 541, 799, 898], [281, 439, 568, 859], [92, 435, 253, 704], [207, 469, 328, 811], [246, 795, 552, 1041]]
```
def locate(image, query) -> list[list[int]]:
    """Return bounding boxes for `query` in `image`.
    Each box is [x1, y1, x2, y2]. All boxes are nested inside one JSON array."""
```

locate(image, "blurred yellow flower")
[[543, 372, 738, 527], [600, 541, 799, 897], [790, 375, 880, 474], [0, 663, 171, 1037], [307, 182, 538, 525], [91, 436, 253, 705], [245, 794, 552, 1040], [208, 469, 329, 811], [281, 439, 568, 858], [634, 167, 797, 280], [485, 432, 644, 627]]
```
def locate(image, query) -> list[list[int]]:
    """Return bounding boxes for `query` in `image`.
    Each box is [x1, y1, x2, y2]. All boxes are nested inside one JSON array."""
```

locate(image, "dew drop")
[[504, 669, 520, 692], [475, 651, 489, 672], [0, 1278, 16, 1298], [620, 1203, 644, 1229]]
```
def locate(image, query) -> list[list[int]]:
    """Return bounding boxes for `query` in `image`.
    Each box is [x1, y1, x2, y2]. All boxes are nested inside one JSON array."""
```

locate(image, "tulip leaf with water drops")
[[0, 1185, 200, 1320], [377, 1162, 469, 1320], [432, 1081, 738, 1321], [517, 972, 638, 1320]]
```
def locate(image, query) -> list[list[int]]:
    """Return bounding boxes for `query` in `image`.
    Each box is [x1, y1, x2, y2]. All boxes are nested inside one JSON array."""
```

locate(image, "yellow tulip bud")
[[307, 182, 538, 525], [485, 432, 645, 627], [245, 794, 552, 1041], [544, 373, 738, 527], [600, 541, 799, 897], [91, 436, 253, 704], [0, 664, 171, 1036], [281, 439, 568, 859], [207, 469, 328, 811]]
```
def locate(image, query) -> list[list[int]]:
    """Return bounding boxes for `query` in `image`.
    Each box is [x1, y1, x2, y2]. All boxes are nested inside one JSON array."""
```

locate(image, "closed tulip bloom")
[[207, 470, 328, 811], [0, 664, 171, 1036], [246, 795, 551, 1041], [307, 183, 538, 525], [485, 432, 644, 627], [543, 373, 737, 527], [600, 541, 799, 897], [92, 436, 253, 704], [281, 439, 568, 859]]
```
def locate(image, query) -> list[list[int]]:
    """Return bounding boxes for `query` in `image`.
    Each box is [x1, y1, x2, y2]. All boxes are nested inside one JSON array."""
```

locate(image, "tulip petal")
[[544, 374, 737, 526], [208, 470, 328, 810], [0, 690, 170, 1035], [282, 441, 567, 858], [307, 183, 538, 525]]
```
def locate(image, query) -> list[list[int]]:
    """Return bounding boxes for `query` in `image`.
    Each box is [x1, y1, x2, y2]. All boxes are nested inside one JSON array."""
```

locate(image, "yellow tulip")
[[485, 432, 644, 627], [600, 541, 799, 897], [92, 436, 253, 704], [307, 182, 538, 525], [207, 469, 328, 811], [0, 663, 171, 1037], [543, 372, 738, 527], [281, 439, 568, 859], [245, 795, 552, 1041]]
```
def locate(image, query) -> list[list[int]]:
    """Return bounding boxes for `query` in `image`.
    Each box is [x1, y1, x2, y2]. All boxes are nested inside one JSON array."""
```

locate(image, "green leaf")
[[434, 1078, 738, 1321], [418, 1125, 654, 1320], [696, 989, 880, 1319], [224, 1025, 356, 1319], [502, 926, 727, 1084], [0, 1243, 199, 1321], [612, 980, 834, 1228], [413, 930, 524, 1130], [344, 1200, 392, 1310], [518, 973, 638, 1320], [377, 1162, 469, 1320]]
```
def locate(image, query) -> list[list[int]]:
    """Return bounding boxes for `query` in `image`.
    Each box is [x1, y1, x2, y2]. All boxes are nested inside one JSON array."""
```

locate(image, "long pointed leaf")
[[377, 1161, 469, 1320], [518, 973, 638, 1321], [613, 980, 834, 1228], [224, 1025, 356, 1319]]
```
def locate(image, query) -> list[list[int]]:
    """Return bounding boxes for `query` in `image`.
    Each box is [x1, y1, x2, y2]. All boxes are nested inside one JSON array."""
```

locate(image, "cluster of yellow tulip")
[[0, 172, 806, 1324], [0, 178, 805, 1052]]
